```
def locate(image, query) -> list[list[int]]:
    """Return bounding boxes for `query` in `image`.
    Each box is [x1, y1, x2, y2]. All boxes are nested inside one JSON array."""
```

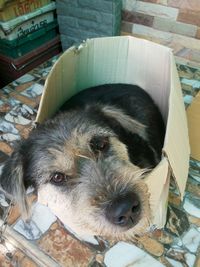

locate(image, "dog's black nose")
[[105, 193, 141, 227]]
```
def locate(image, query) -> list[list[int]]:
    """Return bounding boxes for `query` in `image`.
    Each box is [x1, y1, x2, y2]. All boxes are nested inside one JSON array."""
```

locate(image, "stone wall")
[[122, 0, 200, 65]]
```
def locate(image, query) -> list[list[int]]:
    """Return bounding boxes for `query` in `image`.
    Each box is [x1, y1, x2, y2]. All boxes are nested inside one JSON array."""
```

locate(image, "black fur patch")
[[61, 83, 165, 168]]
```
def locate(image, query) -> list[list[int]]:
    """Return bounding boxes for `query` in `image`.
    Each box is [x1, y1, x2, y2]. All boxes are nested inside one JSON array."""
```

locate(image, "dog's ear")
[[0, 148, 29, 218], [101, 106, 147, 139]]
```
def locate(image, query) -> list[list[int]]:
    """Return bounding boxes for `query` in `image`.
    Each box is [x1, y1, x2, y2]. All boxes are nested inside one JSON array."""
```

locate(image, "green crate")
[[0, 20, 58, 58]]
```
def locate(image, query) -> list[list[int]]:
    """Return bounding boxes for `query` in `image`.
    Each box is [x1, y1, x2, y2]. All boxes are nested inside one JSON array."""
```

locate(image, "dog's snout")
[[105, 193, 141, 227]]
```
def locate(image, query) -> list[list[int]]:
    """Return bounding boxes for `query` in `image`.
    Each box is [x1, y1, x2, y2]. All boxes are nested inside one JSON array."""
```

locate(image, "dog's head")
[[0, 105, 152, 238]]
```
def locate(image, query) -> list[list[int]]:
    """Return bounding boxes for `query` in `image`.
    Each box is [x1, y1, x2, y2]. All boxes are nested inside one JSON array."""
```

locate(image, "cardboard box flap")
[[187, 91, 200, 161], [163, 56, 190, 198], [36, 36, 171, 123], [144, 157, 170, 228], [76, 36, 171, 124], [36, 47, 79, 123]]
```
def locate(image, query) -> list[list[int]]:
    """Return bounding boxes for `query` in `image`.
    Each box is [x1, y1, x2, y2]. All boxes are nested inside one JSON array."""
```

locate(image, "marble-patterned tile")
[[63, 224, 108, 252], [186, 179, 200, 198], [4, 104, 36, 126], [185, 253, 196, 267], [187, 195, 200, 212], [165, 257, 183, 267], [64, 223, 99, 245], [15, 74, 35, 84], [0, 192, 9, 207], [1, 133, 21, 142], [177, 64, 197, 79], [0, 250, 15, 267], [0, 248, 38, 267], [22, 104, 35, 116], [1, 86, 14, 95], [149, 229, 174, 245], [21, 83, 44, 98], [189, 172, 200, 183], [30, 202, 57, 234], [138, 235, 164, 257], [0, 103, 11, 114], [15, 82, 34, 93], [38, 222, 94, 267], [175, 56, 200, 70], [181, 78, 200, 89], [13, 219, 42, 240], [13, 203, 57, 240], [188, 215, 200, 228], [183, 198, 200, 218], [182, 228, 200, 253], [36, 66, 53, 77], [0, 141, 13, 155], [16, 125, 32, 139], [166, 206, 190, 236], [7, 203, 21, 225], [190, 159, 200, 168], [9, 93, 37, 108], [0, 120, 18, 134], [104, 242, 164, 267], [5, 113, 31, 126], [166, 248, 188, 265], [6, 97, 21, 107]]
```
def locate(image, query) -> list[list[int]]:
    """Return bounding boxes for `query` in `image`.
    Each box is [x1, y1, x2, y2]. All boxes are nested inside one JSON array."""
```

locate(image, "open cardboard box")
[[36, 36, 190, 229]]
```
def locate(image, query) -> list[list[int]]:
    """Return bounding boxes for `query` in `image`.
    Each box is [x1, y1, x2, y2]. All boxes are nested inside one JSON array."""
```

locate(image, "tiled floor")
[[0, 40, 200, 267]]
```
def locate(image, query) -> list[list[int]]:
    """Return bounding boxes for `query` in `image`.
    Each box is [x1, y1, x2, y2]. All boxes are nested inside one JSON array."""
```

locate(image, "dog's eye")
[[50, 172, 66, 185], [90, 136, 109, 154]]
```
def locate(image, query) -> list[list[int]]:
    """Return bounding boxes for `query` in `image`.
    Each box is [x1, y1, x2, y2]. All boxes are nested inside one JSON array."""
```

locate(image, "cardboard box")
[[187, 91, 200, 161], [36, 36, 190, 229]]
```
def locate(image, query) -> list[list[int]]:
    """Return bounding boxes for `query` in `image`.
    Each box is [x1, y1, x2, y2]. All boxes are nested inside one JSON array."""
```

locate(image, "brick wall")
[[122, 0, 200, 65], [56, 0, 122, 51]]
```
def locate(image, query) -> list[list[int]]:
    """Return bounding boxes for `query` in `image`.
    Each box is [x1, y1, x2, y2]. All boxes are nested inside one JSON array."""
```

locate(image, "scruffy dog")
[[0, 84, 165, 238]]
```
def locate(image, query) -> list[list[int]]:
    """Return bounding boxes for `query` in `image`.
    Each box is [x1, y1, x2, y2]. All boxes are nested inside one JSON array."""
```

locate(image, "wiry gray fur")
[[0, 84, 165, 239]]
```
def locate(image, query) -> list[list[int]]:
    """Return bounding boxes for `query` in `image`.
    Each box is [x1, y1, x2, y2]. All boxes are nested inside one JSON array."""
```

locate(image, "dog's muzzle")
[[105, 192, 141, 228]]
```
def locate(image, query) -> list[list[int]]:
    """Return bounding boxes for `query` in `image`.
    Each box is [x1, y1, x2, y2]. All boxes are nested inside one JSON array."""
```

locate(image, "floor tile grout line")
[[0, 218, 61, 267]]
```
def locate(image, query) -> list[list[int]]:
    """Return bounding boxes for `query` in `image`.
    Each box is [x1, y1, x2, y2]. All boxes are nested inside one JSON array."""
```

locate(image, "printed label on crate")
[[17, 19, 48, 38], [0, 0, 51, 21], [13, 0, 44, 17], [0, 12, 54, 41]]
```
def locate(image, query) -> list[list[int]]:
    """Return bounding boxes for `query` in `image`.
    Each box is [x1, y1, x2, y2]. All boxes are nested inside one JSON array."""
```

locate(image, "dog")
[[0, 83, 165, 239]]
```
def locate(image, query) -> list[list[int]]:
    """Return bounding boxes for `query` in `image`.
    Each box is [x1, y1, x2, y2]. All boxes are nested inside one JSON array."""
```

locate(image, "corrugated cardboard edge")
[[163, 55, 190, 199], [36, 45, 79, 123], [144, 157, 170, 227], [187, 91, 200, 161]]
